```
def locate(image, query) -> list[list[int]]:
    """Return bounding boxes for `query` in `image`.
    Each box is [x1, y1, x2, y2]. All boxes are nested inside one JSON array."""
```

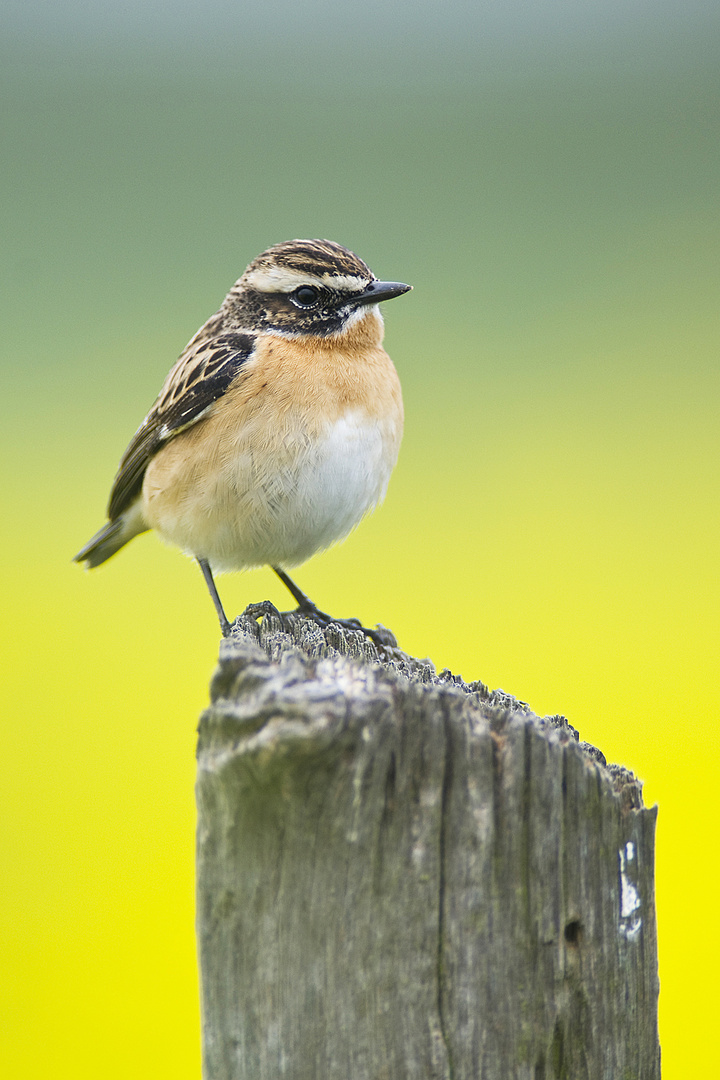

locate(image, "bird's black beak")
[[355, 280, 412, 306]]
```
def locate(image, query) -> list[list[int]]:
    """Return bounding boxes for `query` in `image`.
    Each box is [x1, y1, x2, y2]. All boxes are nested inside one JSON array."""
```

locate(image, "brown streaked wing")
[[106, 331, 257, 521]]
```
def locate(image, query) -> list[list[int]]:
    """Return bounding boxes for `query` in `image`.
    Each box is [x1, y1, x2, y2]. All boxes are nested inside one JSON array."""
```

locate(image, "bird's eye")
[[292, 285, 320, 307]]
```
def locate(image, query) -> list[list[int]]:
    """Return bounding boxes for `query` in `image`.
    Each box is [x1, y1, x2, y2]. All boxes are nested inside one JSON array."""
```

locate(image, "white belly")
[[145, 409, 401, 572]]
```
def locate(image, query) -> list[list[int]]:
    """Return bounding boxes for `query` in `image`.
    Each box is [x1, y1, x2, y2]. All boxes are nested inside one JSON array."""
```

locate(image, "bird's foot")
[[293, 600, 398, 650], [234, 600, 399, 652], [242, 600, 285, 627]]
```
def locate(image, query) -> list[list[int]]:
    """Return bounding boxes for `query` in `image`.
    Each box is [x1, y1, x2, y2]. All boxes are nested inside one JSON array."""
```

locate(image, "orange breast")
[[140, 306, 404, 569], [221, 307, 403, 434]]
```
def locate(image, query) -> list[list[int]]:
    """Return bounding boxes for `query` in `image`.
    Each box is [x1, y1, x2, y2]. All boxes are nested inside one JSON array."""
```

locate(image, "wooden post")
[[196, 608, 660, 1080]]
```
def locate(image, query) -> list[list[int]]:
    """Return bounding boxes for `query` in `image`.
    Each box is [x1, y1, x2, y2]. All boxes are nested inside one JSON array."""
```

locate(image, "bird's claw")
[[295, 604, 395, 649], [237, 600, 398, 653], [243, 600, 284, 625]]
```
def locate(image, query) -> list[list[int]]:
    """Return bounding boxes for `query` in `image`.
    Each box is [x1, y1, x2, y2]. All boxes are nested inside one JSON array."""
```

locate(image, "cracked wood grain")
[[196, 608, 660, 1080]]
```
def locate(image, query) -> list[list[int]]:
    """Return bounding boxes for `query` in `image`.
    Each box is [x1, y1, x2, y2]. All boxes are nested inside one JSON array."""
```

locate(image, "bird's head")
[[223, 239, 411, 338]]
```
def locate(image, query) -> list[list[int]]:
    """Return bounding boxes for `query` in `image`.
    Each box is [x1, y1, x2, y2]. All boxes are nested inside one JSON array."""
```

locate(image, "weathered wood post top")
[[196, 608, 660, 1080]]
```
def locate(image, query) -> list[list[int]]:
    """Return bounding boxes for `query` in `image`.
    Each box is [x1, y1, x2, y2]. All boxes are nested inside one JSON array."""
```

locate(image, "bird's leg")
[[271, 566, 393, 648], [272, 567, 319, 612], [197, 558, 232, 637]]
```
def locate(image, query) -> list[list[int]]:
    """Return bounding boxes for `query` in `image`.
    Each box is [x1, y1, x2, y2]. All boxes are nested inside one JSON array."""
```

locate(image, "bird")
[[74, 239, 411, 637]]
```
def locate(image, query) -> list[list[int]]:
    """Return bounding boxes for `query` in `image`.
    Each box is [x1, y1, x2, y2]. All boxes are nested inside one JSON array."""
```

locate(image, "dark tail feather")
[[74, 520, 132, 568]]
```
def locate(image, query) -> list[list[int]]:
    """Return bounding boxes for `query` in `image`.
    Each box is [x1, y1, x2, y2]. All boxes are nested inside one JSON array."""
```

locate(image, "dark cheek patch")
[[233, 288, 349, 337], [263, 294, 304, 329], [263, 293, 292, 316]]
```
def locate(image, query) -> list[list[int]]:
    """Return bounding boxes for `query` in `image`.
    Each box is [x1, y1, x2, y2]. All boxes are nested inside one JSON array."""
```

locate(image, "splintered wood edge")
[[199, 604, 645, 810]]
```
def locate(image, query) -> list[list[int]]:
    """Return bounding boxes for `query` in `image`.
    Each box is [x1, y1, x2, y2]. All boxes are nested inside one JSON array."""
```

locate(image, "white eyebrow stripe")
[[243, 267, 369, 293]]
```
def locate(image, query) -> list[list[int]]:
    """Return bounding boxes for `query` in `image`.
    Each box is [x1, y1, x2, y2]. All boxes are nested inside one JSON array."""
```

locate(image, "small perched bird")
[[74, 239, 411, 636]]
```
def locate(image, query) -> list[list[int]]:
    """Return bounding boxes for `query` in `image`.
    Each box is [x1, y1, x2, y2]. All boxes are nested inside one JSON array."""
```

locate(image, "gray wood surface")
[[196, 608, 660, 1079]]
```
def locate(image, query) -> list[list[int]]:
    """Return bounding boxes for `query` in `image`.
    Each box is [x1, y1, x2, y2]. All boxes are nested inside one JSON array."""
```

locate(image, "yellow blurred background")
[[2, 2, 718, 1075]]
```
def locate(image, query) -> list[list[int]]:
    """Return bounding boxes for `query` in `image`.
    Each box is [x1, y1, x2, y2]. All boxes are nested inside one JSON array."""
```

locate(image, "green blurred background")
[[2, 1, 718, 1074]]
